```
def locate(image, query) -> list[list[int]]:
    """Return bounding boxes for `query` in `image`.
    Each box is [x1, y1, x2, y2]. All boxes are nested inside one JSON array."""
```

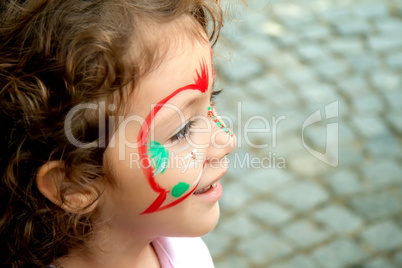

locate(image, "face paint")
[[171, 182, 190, 198], [182, 148, 199, 169], [185, 148, 198, 160], [170, 165, 203, 199], [208, 106, 234, 137], [148, 141, 169, 176], [137, 56, 212, 214]]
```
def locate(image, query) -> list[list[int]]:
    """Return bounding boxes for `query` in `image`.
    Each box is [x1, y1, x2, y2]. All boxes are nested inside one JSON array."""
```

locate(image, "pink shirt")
[[152, 237, 214, 268]]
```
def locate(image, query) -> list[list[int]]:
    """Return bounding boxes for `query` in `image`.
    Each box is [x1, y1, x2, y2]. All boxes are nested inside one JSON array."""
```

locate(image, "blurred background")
[[203, 0, 402, 267]]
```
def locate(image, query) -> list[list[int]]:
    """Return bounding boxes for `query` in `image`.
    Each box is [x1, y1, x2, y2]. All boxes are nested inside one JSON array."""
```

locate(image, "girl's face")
[[102, 34, 236, 238]]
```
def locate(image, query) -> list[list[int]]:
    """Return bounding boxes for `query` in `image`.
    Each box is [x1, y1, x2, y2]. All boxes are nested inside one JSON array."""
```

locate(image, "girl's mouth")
[[193, 181, 222, 202], [193, 182, 218, 195]]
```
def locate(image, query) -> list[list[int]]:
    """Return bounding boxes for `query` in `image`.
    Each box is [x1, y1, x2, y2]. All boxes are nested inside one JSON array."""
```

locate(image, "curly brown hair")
[[0, 0, 223, 267]]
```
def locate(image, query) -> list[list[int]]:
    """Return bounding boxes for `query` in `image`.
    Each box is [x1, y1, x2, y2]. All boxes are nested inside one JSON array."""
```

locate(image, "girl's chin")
[[190, 202, 221, 237]]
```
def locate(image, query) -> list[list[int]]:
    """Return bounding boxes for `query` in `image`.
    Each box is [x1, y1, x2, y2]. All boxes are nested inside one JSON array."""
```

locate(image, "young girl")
[[0, 0, 236, 267]]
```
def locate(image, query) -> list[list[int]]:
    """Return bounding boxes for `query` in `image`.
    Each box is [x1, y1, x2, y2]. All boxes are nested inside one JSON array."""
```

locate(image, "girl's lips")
[[193, 181, 222, 202], [193, 181, 218, 194]]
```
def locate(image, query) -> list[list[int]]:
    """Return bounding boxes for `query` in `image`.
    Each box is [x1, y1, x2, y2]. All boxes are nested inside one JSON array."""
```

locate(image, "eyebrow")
[[180, 76, 215, 111]]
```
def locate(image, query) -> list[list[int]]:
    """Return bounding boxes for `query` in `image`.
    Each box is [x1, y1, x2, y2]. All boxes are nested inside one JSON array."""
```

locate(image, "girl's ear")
[[36, 161, 98, 213]]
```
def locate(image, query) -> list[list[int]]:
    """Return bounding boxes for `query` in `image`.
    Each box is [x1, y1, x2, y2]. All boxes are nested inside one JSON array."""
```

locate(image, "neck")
[[54, 226, 160, 268]]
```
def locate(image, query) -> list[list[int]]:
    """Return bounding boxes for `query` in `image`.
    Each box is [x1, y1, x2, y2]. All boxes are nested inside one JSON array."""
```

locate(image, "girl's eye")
[[170, 120, 196, 142], [210, 88, 223, 103]]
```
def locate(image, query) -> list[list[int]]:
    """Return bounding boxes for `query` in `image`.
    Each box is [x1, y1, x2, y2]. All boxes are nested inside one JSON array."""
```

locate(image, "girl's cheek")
[[149, 141, 205, 199]]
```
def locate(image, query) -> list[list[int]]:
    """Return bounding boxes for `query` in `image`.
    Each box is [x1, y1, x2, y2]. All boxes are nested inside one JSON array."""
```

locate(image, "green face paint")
[[171, 182, 190, 198], [148, 141, 169, 176], [207, 106, 234, 137]]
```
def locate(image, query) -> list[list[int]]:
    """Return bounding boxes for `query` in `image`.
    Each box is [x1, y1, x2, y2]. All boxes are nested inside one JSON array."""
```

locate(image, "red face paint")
[[137, 57, 212, 214]]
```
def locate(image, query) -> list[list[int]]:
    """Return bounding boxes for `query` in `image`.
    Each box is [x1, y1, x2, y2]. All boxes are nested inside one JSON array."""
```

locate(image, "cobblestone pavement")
[[202, 0, 402, 267]]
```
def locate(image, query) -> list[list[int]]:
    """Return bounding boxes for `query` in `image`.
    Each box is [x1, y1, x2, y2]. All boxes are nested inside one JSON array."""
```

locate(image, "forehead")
[[130, 36, 213, 116]]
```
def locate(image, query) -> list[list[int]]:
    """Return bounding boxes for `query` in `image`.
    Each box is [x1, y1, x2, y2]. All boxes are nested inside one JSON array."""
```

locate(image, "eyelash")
[[211, 88, 223, 103], [170, 120, 196, 142], [170, 89, 224, 142]]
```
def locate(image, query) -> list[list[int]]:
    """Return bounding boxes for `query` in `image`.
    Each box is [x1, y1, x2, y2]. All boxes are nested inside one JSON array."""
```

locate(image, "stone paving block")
[[242, 168, 294, 193], [287, 152, 329, 177], [283, 220, 330, 248], [312, 239, 367, 268], [273, 3, 308, 19], [350, 191, 402, 220], [275, 181, 329, 212], [271, 111, 306, 136], [271, 255, 317, 268], [222, 56, 262, 82], [338, 122, 355, 145], [215, 82, 244, 103], [302, 124, 330, 151], [383, 91, 402, 111], [249, 200, 292, 226], [238, 95, 273, 119], [239, 35, 277, 58], [370, 70, 401, 91], [368, 35, 402, 51], [275, 33, 300, 47], [266, 85, 299, 108], [350, 115, 388, 138], [354, 2, 389, 18], [266, 51, 301, 70], [326, 169, 362, 195], [277, 17, 315, 33], [219, 181, 254, 211], [219, 214, 262, 239], [386, 51, 402, 69], [249, 74, 285, 95], [300, 25, 331, 41], [284, 67, 317, 85], [237, 232, 293, 264], [296, 43, 329, 63], [335, 19, 371, 35], [374, 18, 402, 33], [345, 53, 382, 74], [387, 113, 402, 133], [352, 94, 383, 114], [329, 38, 364, 54], [214, 256, 249, 268], [273, 133, 305, 157], [337, 75, 372, 98], [365, 257, 398, 268], [338, 146, 364, 167], [366, 134, 401, 158], [261, 21, 286, 38], [362, 160, 402, 188], [310, 1, 333, 13], [299, 83, 339, 106], [314, 205, 363, 233], [314, 59, 347, 80], [241, 114, 279, 150], [203, 232, 232, 257], [360, 221, 402, 251], [394, 251, 402, 266], [397, 1, 402, 16], [320, 7, 351, 23], [240, 12, 273, 35]]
